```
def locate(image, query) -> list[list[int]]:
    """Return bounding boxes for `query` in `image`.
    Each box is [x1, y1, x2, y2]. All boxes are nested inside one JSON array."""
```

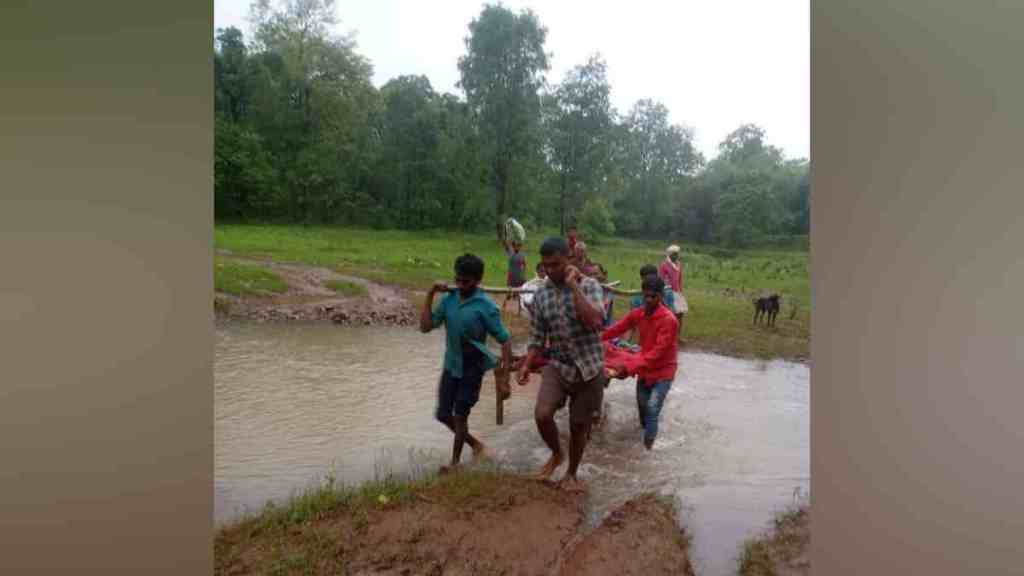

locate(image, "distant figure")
[[503, 238, 528, 315], [573, 241, 600, 278], [594, 263, 615, 328], [516, 237, 606, 493], [659, 245, 688, 332], [602, 275, 679, 450], [519, 261, 547, 319], [566, 224, 580, 260], [630, 264, 676, 312], [420, 254, 512, 472]]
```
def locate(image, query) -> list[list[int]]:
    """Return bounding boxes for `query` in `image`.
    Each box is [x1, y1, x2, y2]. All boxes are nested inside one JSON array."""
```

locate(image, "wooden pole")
[[494, 361, 510, 425], [477, 281, 620, 295]]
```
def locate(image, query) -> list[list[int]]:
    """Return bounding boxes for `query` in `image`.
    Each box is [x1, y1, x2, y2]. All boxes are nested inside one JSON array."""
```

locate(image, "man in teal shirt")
[[420, 253, 512, 472]]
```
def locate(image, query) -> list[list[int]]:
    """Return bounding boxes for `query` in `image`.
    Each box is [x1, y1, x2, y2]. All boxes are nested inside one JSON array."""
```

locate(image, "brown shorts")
[[536, 364, 606, 427]]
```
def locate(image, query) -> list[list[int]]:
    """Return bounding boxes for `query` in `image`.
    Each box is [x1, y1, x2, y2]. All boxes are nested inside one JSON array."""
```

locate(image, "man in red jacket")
[[602, 275, 679, 450]]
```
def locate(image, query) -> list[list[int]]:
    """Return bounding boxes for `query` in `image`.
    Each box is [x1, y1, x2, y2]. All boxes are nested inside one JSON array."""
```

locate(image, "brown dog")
[[753, 294, 781, 327]]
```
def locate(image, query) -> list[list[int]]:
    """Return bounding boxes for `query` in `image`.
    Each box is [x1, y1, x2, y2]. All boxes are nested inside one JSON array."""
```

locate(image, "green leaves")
[[458, 4, 550, 237], [212, 2, 810, 249]]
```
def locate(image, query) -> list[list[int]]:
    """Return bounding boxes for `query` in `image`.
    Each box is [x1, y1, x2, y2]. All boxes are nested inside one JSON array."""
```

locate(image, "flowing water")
[[216, 321, 809, 576]]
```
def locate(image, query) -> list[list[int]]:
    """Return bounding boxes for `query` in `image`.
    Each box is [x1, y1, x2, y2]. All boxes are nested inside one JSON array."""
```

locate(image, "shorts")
[[536, 364, 606, 427], [672, 292, 688, 315], [435, 350, 486, 421]]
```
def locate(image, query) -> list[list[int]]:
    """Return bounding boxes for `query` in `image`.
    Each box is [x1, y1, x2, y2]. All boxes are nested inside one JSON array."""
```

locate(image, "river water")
[[215, 321, 809, 576]]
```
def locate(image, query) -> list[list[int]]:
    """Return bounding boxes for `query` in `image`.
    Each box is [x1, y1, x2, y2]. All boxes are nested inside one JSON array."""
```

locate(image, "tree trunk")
[[559, 171, 567, 235], [494, 155, 508, 241]]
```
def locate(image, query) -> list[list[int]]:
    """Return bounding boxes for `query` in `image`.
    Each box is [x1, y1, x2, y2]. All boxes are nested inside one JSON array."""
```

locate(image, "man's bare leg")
[[558, 421, 590, 493], [439, 415, 487, 459], [533, 415, 564, 480]]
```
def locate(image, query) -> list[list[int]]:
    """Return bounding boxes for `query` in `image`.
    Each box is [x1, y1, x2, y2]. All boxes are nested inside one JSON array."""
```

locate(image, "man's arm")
[[481, 307, 509, 348], [419, 282, 448, 333], [517, 297, 548, 385], [567, 268, 605, 330], [602, 309, 638, 342]]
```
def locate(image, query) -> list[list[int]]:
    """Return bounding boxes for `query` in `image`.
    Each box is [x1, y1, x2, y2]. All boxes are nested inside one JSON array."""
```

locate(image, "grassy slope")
[[214, 224, 809, 360], [214, 257, 288, 296]]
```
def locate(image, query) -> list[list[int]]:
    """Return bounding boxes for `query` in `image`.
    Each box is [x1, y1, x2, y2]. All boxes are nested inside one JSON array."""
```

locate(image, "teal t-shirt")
[[431, 288, 510, 378]]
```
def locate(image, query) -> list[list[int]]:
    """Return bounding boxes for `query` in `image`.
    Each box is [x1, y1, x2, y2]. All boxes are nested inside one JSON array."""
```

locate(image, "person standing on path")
[[515, 237, 607, 493], [420, 254, 512, 473], [503, 239, 528, 315], [660, 245, 688, 334], [602, 275, 679, 450]]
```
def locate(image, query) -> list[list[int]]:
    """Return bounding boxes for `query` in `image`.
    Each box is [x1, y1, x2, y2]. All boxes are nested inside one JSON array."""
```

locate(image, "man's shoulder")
[[657, 305, 679, 325], [475, 291, 500, 311]]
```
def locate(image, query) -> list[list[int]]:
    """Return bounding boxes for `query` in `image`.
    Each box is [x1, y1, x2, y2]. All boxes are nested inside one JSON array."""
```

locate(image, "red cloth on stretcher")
[[525, 342, 638, 373]]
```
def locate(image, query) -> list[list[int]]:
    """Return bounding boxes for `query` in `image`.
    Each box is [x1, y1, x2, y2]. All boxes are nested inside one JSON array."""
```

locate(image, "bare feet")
[[439, 463, 461, 475], [472, 443, 495, 463], [531, 452, 564, 481], [558, 475, 586, 494]]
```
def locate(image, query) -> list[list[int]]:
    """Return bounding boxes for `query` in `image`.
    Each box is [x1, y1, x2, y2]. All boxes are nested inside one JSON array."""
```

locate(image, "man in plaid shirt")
[[516, 237, 607, 493]]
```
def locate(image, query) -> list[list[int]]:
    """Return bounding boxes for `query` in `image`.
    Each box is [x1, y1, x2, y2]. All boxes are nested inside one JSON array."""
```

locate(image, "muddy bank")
[[560, 494, 695, 576], [214, 470, 693, 576], [215, 257, 418, 327], [738, 505, 810, 576]]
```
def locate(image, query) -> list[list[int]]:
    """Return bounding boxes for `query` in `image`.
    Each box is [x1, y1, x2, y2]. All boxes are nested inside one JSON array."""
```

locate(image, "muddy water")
[[216, 321, 808, 576]]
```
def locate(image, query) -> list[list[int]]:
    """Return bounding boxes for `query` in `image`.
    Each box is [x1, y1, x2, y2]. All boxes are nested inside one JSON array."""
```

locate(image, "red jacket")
[[601, 304, 679, 384]]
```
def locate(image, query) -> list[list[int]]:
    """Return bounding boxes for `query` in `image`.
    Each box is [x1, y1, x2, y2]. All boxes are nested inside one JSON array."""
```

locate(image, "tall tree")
[[248, 0, 378, 223], [545, 54, 615, 233], [617, 99, 702, 237], [458, 4, 550, 239]]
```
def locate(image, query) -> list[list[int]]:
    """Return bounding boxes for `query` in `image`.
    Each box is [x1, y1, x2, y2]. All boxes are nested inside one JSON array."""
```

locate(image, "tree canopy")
[[215, 1, 809, 248]]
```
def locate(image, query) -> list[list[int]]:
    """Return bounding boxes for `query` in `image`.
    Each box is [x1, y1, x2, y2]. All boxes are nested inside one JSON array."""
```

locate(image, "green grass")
[[324, 279, 369, 297], [214, 257, 288, 296], [214, 224, 809, 360], [738, 505, 810, 576]]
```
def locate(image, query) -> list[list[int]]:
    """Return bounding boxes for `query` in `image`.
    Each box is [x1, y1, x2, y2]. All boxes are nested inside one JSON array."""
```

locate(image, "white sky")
[[215, 0, 809, 161]]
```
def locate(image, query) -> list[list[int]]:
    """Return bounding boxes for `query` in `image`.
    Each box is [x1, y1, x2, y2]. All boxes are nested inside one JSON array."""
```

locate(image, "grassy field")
[[215, 224, 809, 360]]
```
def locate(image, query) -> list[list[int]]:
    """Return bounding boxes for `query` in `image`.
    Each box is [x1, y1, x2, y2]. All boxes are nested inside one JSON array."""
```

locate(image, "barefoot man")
[[515, 237, 607, 493], [420, 254, 512, 472]]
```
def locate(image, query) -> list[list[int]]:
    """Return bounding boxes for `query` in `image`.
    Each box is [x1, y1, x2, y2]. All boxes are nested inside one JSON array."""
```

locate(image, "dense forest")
[[215, 0, 809, 248]]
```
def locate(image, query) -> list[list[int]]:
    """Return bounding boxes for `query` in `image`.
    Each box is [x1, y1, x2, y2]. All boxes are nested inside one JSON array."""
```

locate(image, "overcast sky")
[[215, 0, 808, 161]]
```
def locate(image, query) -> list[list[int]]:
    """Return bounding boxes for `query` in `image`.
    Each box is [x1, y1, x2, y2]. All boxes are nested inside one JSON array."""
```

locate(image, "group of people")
[[420, 228, 688, 493]]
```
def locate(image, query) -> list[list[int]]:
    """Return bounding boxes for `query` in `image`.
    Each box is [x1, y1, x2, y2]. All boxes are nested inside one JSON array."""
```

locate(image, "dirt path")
[[215, 471, 694, 576], [215, 254, 418, 326]]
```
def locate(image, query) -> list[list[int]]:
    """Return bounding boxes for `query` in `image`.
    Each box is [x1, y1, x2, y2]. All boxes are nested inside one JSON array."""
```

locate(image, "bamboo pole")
[[477, 280, 620, 295]]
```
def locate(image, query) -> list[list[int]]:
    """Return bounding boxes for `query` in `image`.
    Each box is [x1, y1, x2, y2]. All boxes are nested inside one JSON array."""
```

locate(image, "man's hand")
[[431, 281, 450, 294], [606, 365, 626, 379], [565, 265, 581, 288], [516, 364, 531, 386]]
